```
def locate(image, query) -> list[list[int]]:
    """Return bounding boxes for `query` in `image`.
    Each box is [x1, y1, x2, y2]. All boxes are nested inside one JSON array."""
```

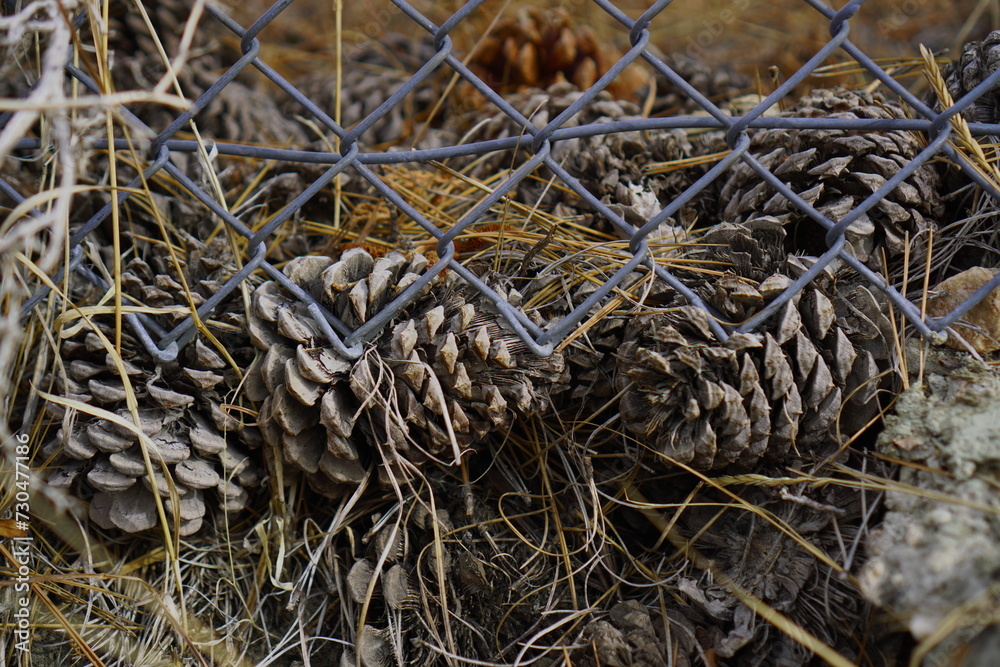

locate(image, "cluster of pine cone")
[[27, 4, 1000, 664], [42, 1, 996, 537], [248, 219, 898, 498]]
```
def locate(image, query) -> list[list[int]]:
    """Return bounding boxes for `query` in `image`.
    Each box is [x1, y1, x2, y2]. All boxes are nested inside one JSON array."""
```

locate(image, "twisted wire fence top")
[[7, 0, 1000, 362]]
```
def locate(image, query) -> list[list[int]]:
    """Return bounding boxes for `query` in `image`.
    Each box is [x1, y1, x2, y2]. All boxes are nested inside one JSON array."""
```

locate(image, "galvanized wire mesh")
[[7, 0, 1000, 362]]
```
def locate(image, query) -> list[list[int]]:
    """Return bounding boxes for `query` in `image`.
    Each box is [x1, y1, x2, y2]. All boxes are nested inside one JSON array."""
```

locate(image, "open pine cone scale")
[[718, 88, 943, 271], [43, 248, 261, 536], [248, 248, 570, 496], [616, 222, 894, 470]]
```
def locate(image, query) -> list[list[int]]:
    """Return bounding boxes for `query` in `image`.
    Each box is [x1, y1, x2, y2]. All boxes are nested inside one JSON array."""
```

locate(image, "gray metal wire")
[[8, 0, 1000, 360]]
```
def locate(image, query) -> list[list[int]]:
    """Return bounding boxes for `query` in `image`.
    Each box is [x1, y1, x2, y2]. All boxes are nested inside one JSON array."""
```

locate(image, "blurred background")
[[219, 0, 997, 85]]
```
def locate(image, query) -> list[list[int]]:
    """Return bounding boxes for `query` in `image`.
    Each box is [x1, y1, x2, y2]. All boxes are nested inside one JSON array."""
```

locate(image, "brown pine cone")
[[718, 88, 943, 269], [44, 252, 260, 535], [616, 221, 893, 470], [247, 248, 569, 496], [464, 7, 645, 102], [933, 29, 1000, 124]]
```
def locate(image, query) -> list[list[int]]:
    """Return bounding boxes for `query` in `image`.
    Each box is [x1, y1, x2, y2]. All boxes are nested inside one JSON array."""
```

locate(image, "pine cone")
[[465, 7, 644, 101], [921, 32, 1000, 273], [555, 110, 704, 230], [107, 0, 208, 96], [44, 258, 260, 535], [446, 82, 708, 235], [341, 520, 411, 667], [446, 83, 643, 146], [573, 601, 670, 667], [616, 221, 893, 470], [675, 485, 868, 664], [646, 50, 750, 116], [112, 1, 464, 149], [247, 248, 569, 496], [109, 0, 307, 145], [338, 493, 564, 665], [718, 88, 943, 268], [295, 33, 446, 149], [933, 29, 1000, 124]]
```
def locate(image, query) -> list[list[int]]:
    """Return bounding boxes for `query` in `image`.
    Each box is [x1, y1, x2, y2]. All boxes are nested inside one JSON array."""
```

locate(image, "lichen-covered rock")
[[861, 351, 1000, 659]]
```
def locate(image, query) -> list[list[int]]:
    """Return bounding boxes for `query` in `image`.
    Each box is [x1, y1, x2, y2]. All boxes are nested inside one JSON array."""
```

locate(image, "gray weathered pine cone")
[[247, 247, 569, 496], [442, 83, 643, 164], [44, 255, 260, 535], [718, 87, 943, 268], [616, 220, 893, 470], [295, 33, 447, 150], [646, 50, 751, 116], [445, 82, 648, 152], [920, 31, 1000, 273], [339, 496, 564, 666], [342, 520, 411, 667], [674, 484, 867, 665], [934, 29, 1000, 124], [553, 107, 707, 231], [108, 0, 310, 146], [572, 600, 670, 667], [445, 82, 706, 229]]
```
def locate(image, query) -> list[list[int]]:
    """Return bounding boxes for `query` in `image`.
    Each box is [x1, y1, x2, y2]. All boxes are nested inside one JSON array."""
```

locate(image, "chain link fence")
[[7, 0, 1000, 362]]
